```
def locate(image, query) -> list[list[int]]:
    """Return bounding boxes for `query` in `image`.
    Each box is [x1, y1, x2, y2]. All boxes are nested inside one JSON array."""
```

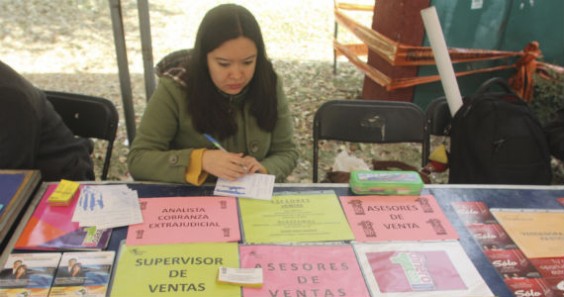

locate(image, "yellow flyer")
[[491, 209, 564, 258], [110, 242, 240, 297], [239, 190, 354, 243]]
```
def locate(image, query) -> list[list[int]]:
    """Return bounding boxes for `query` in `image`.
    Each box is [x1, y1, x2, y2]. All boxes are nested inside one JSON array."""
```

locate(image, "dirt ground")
[[1, 1, 560, 184]]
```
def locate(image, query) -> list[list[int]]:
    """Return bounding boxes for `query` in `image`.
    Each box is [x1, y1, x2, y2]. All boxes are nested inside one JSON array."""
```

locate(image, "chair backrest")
[[422, 97, 452, 165], [44, 91, 119, 180], [312, 99, 426, 182]]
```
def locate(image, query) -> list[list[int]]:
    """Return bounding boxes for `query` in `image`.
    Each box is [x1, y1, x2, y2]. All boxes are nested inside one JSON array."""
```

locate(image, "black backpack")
[[448, 77, 552, 185]]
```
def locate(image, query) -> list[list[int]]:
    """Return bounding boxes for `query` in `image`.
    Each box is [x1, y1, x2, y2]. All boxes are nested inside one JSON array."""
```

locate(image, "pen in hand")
[[203, 133, 227, 152], [204, 133, 249, 172]]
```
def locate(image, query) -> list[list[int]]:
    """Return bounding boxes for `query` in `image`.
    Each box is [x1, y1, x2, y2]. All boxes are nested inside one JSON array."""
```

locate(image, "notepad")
[[47, 179, 80, 206]]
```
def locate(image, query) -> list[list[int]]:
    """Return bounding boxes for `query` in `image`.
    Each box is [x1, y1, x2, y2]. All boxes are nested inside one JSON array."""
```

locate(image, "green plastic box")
[[349, 170, 424, 195]]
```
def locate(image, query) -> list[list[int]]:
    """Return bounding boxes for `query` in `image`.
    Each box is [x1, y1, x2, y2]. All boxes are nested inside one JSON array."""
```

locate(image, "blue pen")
[[203, 133, 227, 152], [204, 133, 249, 171]]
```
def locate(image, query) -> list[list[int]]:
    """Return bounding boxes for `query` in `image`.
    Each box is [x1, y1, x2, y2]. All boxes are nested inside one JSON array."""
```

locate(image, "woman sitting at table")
[[128, 4, 298, 185]]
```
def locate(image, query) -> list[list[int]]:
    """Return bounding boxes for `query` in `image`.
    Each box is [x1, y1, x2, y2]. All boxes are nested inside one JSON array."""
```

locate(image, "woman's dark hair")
[[182, 4, 278, 139]]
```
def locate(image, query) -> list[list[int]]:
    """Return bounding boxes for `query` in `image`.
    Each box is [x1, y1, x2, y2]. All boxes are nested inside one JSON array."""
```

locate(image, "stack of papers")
[[72, 185, 143, 229]]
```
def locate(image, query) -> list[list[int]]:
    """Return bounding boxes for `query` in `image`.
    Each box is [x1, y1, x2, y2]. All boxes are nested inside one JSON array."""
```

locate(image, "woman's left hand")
[[242, 155, 267, 174]]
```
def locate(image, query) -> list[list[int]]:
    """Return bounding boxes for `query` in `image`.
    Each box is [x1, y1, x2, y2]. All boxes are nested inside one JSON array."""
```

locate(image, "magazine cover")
[[450, 201, 497, 226], [49, 251, 115, 297], [14, 184, 112, 251], [353, 241, 494, 297], [0, 252, 61, 297], [0, 170, 41, 247], [490, 209, 564, 259]]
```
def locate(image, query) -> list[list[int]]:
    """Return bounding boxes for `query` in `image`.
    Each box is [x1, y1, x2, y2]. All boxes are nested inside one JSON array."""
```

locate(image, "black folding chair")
[[44, 91, 119, 180], [422, 97, 452, 166], [312, 99, 426, 182]]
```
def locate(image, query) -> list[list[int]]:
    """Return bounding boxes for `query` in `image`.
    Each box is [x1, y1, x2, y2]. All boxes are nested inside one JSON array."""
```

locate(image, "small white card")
[[217, 266, 263, 287], [214, 173, 275, 200]]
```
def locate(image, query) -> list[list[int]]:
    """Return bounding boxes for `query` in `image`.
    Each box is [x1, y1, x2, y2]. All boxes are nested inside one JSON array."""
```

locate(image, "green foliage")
[[530, 72, 564, 125], [530, 71, 564, 184]]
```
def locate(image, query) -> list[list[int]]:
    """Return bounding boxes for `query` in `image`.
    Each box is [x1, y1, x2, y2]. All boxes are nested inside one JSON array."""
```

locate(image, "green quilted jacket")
[[128, 76, 298, 184]]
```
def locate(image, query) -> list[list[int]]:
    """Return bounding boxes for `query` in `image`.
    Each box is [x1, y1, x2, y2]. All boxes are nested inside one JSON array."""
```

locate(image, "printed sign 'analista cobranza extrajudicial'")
[[126, 196, 240, 245]]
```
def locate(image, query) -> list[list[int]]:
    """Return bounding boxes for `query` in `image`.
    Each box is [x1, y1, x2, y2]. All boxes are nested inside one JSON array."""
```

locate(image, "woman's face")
[[15, 266, 26, 278], [207, 36, 257, 95]]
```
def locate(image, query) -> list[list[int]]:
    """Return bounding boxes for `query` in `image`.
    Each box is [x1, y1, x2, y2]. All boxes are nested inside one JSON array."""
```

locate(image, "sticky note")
[[47, 179, 80, 206]]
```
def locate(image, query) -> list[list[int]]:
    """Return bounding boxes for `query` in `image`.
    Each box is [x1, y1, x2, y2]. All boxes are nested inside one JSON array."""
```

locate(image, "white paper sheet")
[[72, 184, 143, 229], [214, 173, 275, 200]]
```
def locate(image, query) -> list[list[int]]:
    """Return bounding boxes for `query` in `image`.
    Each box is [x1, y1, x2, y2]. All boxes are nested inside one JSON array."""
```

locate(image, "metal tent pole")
[[137, 0, 156, 101], [108, 0, 136, 145]]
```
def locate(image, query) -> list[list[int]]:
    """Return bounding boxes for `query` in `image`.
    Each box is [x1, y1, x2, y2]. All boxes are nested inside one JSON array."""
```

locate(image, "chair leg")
[[313, 142, 319, 183], [101, 142, 114, 180]]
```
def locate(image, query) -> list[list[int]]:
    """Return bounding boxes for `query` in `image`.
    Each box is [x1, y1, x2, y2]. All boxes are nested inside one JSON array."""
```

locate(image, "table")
[[2, 183, 563, 297]]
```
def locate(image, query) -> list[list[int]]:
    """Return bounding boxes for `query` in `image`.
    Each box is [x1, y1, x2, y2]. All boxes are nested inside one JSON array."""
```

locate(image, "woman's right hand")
[[202, 149, 247, 181]]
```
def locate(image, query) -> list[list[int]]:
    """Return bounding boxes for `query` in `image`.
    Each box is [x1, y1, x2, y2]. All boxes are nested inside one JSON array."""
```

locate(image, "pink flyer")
[[339, 195, 458, 241], [126, 196, 240, 245], [240, 244, 370, 297], [354, 241, 493, 297]]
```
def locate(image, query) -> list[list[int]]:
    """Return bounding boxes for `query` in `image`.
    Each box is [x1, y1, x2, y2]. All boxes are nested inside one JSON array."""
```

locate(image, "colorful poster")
[[543, 277, 564, 296], [126, 196, 240, 245], [451, 201, 496, 226], [50, 251, 115, 297], [529, 257, 564, 278], [339, 195, 458, 241], [109, 242, 240, 297], [491, 209, 564, 258], [354, 241, 494, 297], [0, 252, 61, 297], [239, 244, 370, 297], [238, 191, 354, 243], [15, 185, 112, 251], [504, 278, 557, 297], [466, 223, 517, 250], [483, 249, 540, 278]]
